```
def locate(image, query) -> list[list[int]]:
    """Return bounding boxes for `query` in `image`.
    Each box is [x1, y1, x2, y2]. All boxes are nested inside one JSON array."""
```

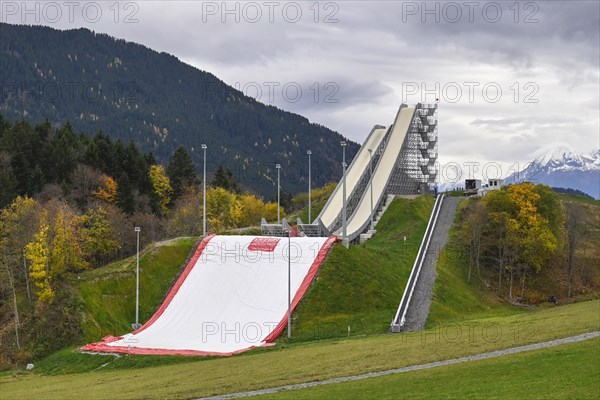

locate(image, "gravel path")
[[403, 196, 461, 331], [198, 331, 599, 399]]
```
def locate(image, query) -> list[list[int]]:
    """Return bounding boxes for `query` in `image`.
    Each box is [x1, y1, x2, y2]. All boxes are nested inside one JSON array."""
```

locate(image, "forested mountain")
[[0, 23, 358, 197]]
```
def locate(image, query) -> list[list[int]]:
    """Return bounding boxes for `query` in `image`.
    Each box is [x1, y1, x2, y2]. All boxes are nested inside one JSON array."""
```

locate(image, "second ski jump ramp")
[[318, 125, 387, 228], [335, 106, 415, 240], [82, 235, 335, 356]]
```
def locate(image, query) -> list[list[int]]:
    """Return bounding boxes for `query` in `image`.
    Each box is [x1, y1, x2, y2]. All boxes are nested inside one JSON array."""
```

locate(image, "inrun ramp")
[[317, 105, 418, 241], [318, 125, 387, 229], [81, 235, 335, 356], [335, 106, 415, 240]]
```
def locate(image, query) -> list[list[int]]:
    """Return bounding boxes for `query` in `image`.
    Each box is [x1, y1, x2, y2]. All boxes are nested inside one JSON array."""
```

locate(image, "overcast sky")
[[2, 0, 599, 183]]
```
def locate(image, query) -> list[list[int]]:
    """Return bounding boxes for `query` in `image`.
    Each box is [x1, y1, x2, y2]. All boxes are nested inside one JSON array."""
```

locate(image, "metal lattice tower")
[[386, 103, 438, 195]]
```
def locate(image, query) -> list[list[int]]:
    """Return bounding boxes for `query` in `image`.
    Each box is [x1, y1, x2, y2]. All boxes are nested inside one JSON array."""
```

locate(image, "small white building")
[[478, 179, 504, 196]]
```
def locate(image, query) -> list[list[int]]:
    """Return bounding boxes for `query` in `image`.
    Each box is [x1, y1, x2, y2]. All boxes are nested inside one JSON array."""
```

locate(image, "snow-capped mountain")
[[504, 148, 600, 199]]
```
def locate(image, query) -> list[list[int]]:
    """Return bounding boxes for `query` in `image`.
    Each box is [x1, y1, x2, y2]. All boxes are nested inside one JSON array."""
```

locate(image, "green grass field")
[[1, 300, 598, 399], [2, 194, 597, 399], [256, 338, 600, 399]]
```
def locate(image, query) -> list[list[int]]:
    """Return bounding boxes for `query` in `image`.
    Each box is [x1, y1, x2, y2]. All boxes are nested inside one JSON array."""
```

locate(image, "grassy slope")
[[76, 196, 433, 345], [427, 199, 518, 326], [290, 196, 434, 340], [290, 182, 336, 224], [1, 300, 598, 399], [556, 192, 600, 206], [77, 237, 197, 342], [429, 193, 600, 326], [258, 338, 600, 400]]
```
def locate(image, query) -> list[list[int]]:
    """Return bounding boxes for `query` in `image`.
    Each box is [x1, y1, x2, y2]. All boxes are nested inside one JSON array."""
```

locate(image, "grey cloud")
[[5, 0, 598, 178]]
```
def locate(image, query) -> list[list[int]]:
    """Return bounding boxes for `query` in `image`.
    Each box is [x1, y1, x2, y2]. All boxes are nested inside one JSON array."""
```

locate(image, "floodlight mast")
[[368, 148, 374, 230], [276, 164, 281, 224], [307, 150, 312, 223], [134, 226, 141, 330], [341, 141, 347, 240], [201, 144, 207, 236]]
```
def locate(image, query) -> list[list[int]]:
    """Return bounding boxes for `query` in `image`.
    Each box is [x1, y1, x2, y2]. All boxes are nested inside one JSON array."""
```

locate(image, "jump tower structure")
[[264, 103, 439, 244]]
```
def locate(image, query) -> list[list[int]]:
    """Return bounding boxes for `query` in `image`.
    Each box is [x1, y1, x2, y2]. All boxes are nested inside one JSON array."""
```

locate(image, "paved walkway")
[[198, 331, 599, 399]]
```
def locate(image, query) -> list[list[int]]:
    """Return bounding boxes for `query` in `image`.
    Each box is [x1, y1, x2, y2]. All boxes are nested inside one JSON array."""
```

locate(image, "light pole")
[[134, 226, 141, 330], [307, 150, 312, 223], [201, 144, 207, 237], [368, 148, 374, 230], [276, 164, 281, 224], [341, 141, 347, 239], [287, 227, 292, 339]]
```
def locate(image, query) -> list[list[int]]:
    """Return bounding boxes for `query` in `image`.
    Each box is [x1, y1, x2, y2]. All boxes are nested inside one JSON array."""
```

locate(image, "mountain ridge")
[[505, 148, 600, 199], [0, 23, 359, 197]]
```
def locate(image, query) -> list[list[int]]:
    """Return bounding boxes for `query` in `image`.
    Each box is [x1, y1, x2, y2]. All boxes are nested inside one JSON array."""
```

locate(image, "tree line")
[[0, 117, 288, 366], [461, 183, 594, 302]]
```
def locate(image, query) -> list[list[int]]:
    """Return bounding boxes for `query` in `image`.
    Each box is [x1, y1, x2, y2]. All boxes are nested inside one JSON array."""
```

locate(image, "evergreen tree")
[[0, 166, 17, 208], [167, 146, 197, 200], [211, 165, 240, 193], [116, 173, 135, 215]]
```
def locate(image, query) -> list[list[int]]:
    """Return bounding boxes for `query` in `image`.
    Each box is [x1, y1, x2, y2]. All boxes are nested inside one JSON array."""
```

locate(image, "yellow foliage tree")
[[206, 187, 237, 232], [80, 206, 121, 265], [237, 193, 265, 227], [202, 188, 288, 232], [485, 183, 559, 301], [50, 205, 88, 275], [149, 165, 173, 216], [507, 183, 557, 273], [229, 197, 243, 227], [263, 201, 283, 222], [25, 217, 54, 303]]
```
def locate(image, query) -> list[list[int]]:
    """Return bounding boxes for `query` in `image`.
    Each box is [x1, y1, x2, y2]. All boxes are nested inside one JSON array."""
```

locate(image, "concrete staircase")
[[358, 194, 396, 243]]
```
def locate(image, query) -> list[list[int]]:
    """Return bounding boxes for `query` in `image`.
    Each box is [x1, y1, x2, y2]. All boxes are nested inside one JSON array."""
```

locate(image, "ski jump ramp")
[[317, 105, 418, 241], [318, 125, 387, 228], [82, 235, 335, 356], [338, 106, 415, 239]]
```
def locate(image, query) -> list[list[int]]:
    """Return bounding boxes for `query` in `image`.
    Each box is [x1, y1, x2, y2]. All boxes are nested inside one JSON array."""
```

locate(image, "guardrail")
[[390, 194, 445, 332]]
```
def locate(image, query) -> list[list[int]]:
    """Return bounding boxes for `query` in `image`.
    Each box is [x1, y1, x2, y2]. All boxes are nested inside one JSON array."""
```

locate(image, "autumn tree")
[[0, 196, 41, 304], [93, 175, 118, 204], [206, 187, 238, 232], [70, 164, 102, 208], [80, 206, 121, 266], [508, 184, 558, 292], [149, 165, 173, 216], [25, 216, 53, 303], [165, 189, 201, 237], [0, 196, 41, 348], [263, 201, 282, 223], [482, 183, 559, 302], [238, 193, 266, 227], [48, 202, 88, 275]]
